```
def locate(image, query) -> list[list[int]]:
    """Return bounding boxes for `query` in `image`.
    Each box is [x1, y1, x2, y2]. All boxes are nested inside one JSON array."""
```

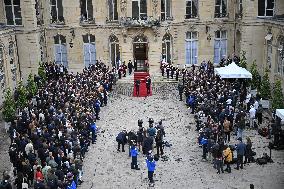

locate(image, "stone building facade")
[[0, 0, 283, 104]]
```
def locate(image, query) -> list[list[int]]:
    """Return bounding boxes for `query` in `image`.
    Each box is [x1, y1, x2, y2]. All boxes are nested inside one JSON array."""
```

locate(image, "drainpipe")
[[233, 0, 237, 54], [14, 33, 22, 80]]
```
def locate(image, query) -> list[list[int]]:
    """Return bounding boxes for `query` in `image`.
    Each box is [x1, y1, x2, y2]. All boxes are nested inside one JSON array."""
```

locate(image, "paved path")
[[79, 90, 284, 189]]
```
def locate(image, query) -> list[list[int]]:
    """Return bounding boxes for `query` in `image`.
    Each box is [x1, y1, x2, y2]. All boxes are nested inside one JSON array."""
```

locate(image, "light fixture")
[[69, 39, 74, 48], [207, 34, 211, 41]]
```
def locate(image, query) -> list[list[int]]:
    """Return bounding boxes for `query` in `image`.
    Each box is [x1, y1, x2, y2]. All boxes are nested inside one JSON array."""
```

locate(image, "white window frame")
[[132, 0, 147, 20], [277, 39, 284, 75], [54, 36, 68, 67], [81, 0, 91, 20], [258, 0, 275, 17], [108, 0, 118, 21], [267, 40, 272, 68], [50, 0, 64, 22], [239, 0, 243, 15], [109, 36, 120, 66], [214, 30, 227, 64], [185, 0, 198, 19], [83, 34, 96, 67], [4, 0, 22, 26], [185, 32, 198, 65], [161, 0, 172, 21], [162, 34, 172, 64], [215, 0, 227, 18]]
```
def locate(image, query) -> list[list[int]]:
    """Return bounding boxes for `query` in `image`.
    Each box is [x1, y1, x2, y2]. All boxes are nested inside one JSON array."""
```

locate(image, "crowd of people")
[[2, 61, 115, 189], [177, 59, 273, 174], [115, 118, 165, 186]]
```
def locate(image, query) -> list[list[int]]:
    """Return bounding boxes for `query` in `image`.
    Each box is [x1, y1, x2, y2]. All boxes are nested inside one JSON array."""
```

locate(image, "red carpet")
[[133, 72, 152, 97]]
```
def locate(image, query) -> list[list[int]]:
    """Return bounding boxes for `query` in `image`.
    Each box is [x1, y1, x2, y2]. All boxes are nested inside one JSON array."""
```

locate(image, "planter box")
[[4, 122, 11, 133], [251, 89, 258, 97], [260, 99, 270, 109]]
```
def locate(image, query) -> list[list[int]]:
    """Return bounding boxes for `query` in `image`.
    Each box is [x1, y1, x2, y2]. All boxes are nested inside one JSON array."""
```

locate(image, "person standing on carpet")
[[128, 60, 133, 75], [146, 76, 151, 96], [135, 79, 141, 96]]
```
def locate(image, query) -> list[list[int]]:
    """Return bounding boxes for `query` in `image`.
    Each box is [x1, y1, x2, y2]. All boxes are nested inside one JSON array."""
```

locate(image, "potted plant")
[[2, 88, 16, 132], [271, 79, 284, 111], [250, 60, 261, 95], [16, 81, 28, 110], [26, 73, 38, 99], [259, 71, 271, 109], [239, 50, 247, 69]]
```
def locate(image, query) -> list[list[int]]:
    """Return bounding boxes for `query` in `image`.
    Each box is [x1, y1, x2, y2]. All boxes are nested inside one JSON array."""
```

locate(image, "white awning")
[[276, 109, 284, 121], [265, 34, 272, 41]]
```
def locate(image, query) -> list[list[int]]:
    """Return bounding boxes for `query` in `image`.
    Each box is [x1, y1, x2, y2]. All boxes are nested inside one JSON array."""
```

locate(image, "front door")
[[133, 42, 148, 71]]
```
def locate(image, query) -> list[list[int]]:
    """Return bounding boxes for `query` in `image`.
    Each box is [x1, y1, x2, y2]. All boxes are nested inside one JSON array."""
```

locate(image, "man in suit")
[[135, 79, 141, 96], [146, 76, 151, 96]]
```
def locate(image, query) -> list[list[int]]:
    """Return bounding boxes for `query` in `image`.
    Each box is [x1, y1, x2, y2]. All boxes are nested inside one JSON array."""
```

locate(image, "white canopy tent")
[[276, 109, 284, 121], [215, 62, 252, 79]]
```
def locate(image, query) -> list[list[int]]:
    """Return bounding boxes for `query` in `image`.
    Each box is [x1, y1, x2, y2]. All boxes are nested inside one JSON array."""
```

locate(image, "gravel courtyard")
[[79, 87, 284, 189]]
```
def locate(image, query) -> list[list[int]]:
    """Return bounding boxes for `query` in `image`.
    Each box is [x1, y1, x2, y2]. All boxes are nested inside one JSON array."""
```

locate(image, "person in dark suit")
[[146, 76, 151, 96], [135, 79, 141, 96], [128, 60, 133, 75]]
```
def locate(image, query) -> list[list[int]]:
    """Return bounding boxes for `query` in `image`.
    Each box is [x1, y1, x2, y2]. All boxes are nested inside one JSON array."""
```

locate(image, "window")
[[35, 0, 43, 25], [215, 0, 227, 18], [185, 0, 198, 19], [108, 0, 118, 21], [4, 0, 22, 25], [132, 0, 147, 20], [277, 37, 284, 75], [81, 0, 93, 21], [83, 34, 96, 68], [161, 0, 172, 21], [214, 30, 227, 64], [0, 46, 5, 105], [109, 35, 120, 67], [267, 39, 272, 68], [54, 35, 68, 67], [239, 0, 243, 16], [50, 0, 64, 23], [40, 36, 45, 62], [258, 0, 274, 17], [185, 32, 198, 65], [162, 34, 172, 64]]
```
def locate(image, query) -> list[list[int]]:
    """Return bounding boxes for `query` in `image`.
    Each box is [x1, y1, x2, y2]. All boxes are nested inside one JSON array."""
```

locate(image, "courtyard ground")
[[79, 88, 284, 189]]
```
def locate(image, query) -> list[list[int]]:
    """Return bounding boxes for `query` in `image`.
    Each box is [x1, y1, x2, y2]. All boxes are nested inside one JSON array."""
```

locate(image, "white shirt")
[[249, 107, 256, 118], [254, 101, 259, 110]]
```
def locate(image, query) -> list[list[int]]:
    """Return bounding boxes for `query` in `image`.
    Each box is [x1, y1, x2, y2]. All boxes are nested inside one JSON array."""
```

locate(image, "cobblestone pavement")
[[79, 89, 284, 189]]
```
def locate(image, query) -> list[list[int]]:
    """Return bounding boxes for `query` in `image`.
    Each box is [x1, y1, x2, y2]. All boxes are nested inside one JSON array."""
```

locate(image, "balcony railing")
[[214, 12, 228, 18], [50, 17, 65, 25], [184, 14, 198, 19], [80, 16, 96, 25], [120, 16, 160, 28], [161, 16, 174, 21]]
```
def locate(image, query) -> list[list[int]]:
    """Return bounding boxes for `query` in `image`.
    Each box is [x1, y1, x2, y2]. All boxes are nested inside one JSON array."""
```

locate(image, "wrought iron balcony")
[[184, 14, 198, 19], [120, 16, 160, 28], [214, 12, 229, 18], [50, 18, 65, 25], [80, 16, 96, 25]]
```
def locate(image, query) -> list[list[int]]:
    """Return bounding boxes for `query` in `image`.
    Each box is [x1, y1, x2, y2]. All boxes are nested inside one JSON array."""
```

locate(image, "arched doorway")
[[133, 35, 148, 71], [109, 35, 119, 68], [162, 33, 172, 64]]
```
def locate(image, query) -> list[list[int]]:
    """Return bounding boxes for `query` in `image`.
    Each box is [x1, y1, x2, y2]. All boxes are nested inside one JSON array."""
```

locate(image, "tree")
[[38, 62, 47, 85], [239, 50, 247, 69], [259, 71, 271, 99], [272, 79, 284, 110], [250, 60, 261, 90], [2, 89, 16, 122], [16, 81, 28, 109], [27, 73, 38, 98]]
